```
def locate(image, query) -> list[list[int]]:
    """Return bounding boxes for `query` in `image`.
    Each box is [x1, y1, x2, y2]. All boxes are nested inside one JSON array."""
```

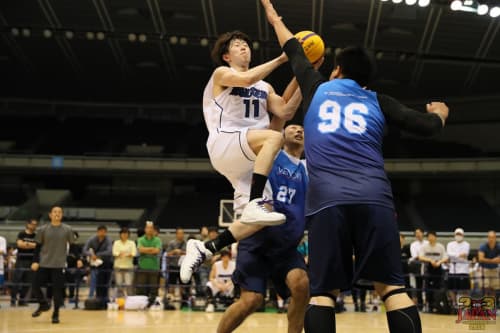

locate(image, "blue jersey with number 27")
[[240, 150, 308, 256], [304, 78, 394, 215]]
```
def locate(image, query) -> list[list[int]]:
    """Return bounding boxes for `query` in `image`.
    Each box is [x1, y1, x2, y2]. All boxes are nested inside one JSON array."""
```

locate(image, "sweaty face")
[[225, 38, 251, 65], [284, 125, 304, 146]]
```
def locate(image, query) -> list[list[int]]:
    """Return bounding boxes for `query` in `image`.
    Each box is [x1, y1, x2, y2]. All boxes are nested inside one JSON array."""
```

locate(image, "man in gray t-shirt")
[[31, 206, 78, 324]]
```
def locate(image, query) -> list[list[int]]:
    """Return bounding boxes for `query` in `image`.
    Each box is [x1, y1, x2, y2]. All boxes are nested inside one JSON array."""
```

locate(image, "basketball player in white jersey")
[[205, 250, 236, 312], [204, 30, 302, 224], [180, 30, 306, 284]]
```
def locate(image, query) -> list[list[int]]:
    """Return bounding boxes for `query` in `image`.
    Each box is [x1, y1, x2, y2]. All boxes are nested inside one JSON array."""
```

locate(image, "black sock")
[[249, 173, 268, 201], [386, 305, 422, 333], [204, 229, 236, 254], [304, 305, 335, 333]]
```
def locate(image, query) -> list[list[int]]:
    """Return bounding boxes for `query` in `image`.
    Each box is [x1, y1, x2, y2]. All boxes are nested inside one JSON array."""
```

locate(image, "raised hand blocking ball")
[[294, 30, 325, 64]]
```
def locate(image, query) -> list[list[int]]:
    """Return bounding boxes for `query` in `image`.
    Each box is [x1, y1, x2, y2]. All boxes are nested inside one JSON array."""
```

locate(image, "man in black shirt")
[[11, 219, 38, 306], [400, 234, 412, 292]]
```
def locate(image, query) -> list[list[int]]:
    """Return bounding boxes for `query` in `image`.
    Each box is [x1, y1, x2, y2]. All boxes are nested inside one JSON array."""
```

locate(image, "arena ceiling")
[[1, 0, 500, 123]]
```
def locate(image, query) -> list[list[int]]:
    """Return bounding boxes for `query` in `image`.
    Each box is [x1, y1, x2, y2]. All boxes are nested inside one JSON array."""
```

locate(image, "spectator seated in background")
[[205, 250, 236, 313]]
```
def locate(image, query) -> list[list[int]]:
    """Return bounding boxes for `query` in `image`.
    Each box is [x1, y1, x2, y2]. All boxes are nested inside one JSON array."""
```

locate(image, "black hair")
[[415, 227, 424, 233], [220, 249, 231, 258], [119, 227, 130, 235], [211, 30, 252, 66], [335, 46, 376, 87], [49, 205, 63, 213], [97, 225, 107, 232], [208, 226, 218, 233], [427, 231, 437, 237]]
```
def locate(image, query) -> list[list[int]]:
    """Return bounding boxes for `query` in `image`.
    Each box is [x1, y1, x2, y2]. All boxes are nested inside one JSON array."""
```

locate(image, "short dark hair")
[[97, 225, 107, 232], [49, 205, 63, 213], [220, 249, 231, 258], [119, 227, 130, 235], [211, 30, 252, 66], [427, 231, 437, 237], [27, 219, 37, 225], [335, 46, 376, 87], [208, 226, 218, 233], [415, 228, 424, 233]]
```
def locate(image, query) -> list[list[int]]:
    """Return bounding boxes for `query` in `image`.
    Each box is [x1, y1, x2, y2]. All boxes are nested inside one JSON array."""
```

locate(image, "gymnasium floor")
[[0, 306, 498, 333]]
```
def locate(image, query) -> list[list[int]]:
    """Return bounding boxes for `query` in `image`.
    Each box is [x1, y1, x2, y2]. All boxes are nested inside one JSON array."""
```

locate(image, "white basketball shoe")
[[180, 239, 213, 283], [240, 198, 286, 226]]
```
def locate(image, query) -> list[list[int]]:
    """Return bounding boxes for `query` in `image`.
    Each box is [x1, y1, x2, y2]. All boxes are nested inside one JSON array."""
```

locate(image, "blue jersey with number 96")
[[304, 78, 394, 215]]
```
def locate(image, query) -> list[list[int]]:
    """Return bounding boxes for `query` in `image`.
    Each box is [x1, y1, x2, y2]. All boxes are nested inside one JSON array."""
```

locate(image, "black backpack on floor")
[[84, 298, 106, 310]]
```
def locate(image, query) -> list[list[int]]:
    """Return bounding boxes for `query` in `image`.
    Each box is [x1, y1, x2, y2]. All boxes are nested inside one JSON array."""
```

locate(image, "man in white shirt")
[[418, 231, 448, 312], [409, 228, 428, 309], [446, 228, 470, 308]]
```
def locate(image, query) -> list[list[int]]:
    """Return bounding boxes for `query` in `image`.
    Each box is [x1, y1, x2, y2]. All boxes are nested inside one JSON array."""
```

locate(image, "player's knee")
[[288, 272, 310, 299], [240, 292, 264, 312]]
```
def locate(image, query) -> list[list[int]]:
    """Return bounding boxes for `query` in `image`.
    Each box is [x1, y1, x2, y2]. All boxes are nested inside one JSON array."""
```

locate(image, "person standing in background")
[[0, 234, 6, 299], [112, 227, 137, 297], [31, 206, 79, 324], [166, 227, 187, 297], [83, 225, 113, 305], [446, 228, 470, 309], [11, 219, 38, 306], [418, 231, 448, 312], [410, 228, 428, 309], [478, 230, 500, 307], [137, 221, 162, 307]]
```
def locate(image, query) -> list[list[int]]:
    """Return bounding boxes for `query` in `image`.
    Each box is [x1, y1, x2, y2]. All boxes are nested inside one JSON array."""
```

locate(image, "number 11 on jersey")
[[243, 99, 260, 118]]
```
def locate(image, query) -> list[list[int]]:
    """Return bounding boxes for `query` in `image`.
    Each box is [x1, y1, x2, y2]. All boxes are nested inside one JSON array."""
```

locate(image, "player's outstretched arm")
[[261, 0, 293, 47], [261, 0, 325, 110], [378, 94, 448, 136], [213, 53, 287, 88]]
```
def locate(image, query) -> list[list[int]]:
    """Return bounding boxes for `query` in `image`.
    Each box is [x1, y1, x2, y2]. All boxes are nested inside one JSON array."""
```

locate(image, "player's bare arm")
[[269, 78, 299, 131], [266, 84, 302, 121], [212, 53, 287, 95]]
